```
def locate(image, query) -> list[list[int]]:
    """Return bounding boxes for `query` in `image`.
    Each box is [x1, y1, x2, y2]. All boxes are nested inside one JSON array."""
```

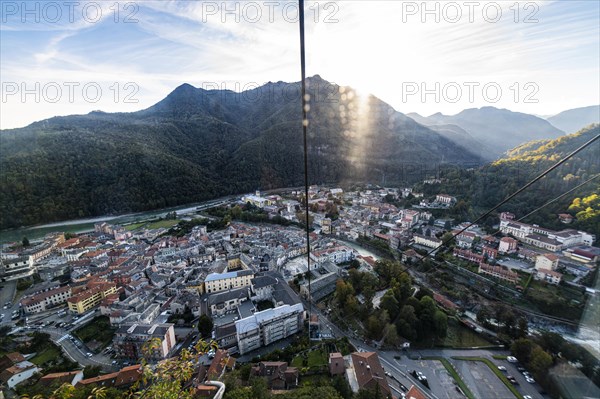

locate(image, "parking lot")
[[454, 359, 514, 399]]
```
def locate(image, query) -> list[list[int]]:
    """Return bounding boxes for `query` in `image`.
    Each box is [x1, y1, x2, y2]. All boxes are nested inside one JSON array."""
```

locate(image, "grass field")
[[31, 346, 61, 366], [74, 316, 116, 351], [124, 219, 180, 231], [291, 348, 328, 368], [438, 317, 492, 348]]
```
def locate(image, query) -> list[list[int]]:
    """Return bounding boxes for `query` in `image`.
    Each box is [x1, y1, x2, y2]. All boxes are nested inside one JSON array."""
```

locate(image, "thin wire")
[[411, 133, 600, 268], [298, 0, 313, 340]]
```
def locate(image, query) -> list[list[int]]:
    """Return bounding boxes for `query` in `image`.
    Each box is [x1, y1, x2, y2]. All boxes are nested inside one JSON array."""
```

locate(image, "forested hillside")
[[415, 124, 600, 233], [0, 76, 483, 230]]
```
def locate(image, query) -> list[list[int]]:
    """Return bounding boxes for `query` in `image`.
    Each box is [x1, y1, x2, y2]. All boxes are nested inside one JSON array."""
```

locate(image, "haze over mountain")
[[546, 105, 600, 134], [0, 76, 483, 230], [409, 107, 566, 159], [407, 113, 495, 161]]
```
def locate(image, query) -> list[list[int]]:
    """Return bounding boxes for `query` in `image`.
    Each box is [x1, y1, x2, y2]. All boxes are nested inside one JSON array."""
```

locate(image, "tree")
[[528, 346, 553, 379], [511, 338, 535, 364], [197, 314, 213, 338], [433, 310, 448, 338], [331, 375, 353, 399], [380, 290, 399, 316], [82, 365, 102, 379], [249, 375, 269, 399], [22, 236, 30, 247]]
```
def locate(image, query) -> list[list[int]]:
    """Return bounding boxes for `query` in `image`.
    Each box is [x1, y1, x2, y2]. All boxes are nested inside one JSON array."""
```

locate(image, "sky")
[[1, 0, 599, 129]]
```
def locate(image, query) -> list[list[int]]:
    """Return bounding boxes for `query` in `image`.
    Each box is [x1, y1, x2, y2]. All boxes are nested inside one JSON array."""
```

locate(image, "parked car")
[[498, 366, 507, 371], [507, 356, 518, 363], [525, 377, 535, 384]]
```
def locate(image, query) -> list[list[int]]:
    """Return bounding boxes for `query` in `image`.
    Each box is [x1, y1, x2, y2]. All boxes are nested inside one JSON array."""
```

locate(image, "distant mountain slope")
[[416, 107, 565, 158], [0, 76, 483, 229], [407, 113, 496, 161], [547, 105, 600, 134]]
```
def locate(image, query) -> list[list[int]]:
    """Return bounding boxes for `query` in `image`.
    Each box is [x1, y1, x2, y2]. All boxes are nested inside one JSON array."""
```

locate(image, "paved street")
[[46, 327, 117, 372]]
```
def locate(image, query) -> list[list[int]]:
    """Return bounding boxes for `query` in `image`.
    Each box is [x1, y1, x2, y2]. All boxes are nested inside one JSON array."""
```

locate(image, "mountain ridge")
[[0, 77, 482, 229]]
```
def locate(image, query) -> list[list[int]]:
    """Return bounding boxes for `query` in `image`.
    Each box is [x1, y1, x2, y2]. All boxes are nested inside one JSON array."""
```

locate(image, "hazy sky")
[[1, 0, 599, 129]]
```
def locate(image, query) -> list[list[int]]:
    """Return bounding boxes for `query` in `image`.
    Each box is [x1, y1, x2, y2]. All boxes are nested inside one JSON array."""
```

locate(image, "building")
[[205, 349, 235, 381], [0, 353, 40, 389], [310, 246, 354, 265], [68, 282, 118, 314], [329, 352, 345, 376], [435, 194, 456, 205], [235, 303, 304, 355], [563, 246, 600, 264], [478, 263, 519, 284], [40, 370, 84, 387], [535, 254, 559, 271], [204, 270, 254, 294], [454, 231, 476, 249], [498, 237, 518, 254], [76, 365, 142, 388], [0, 257, 34, 281], [250, 275, 278, 302], [241, 192, 273, 209], [558, 214, 574, 224], [413, 234, 442, 249], [21, 286, 72, 314], [453, 248, 484, 264], [535, 269, 563, 285], [114, 324, 175, 361], [406, 385, 428, 399], [346, 352, 392, 397], [208, 287, 249, 316], [522, 234, 562, 252], [250, 361, 299, 390]]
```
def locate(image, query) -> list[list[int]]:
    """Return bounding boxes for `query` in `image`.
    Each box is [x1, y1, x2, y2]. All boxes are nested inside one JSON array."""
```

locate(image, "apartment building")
[[114, 323, 175, 361], [235, 303, 304, 355], [204, 269, 254, 294], [67, 282, 118, 314], [21, 286, 72, 314]]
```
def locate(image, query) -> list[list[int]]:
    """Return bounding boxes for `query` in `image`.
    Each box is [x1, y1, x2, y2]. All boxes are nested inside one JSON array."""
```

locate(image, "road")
[[0, 281, 17, 323], [46, 327, 118, 371]]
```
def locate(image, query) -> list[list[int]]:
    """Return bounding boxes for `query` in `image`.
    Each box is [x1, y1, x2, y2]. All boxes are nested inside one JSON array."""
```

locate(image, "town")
[[1, 184, 598, 399]]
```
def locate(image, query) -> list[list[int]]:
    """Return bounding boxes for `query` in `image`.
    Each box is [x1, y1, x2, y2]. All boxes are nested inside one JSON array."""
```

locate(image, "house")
[[406, 384, 428, 399], [535, 269, 563, 285], [0, 362, 40, 388], [453, 248, 484, 264], [346, 352, 392, 397], [76, 365, 142, 388], [205, 349, 235, 381], [329, 352, 345, 376], [498, 237, 518, 254], [558, 214, 574, 224], [251, 361, 299, 390], [535, 254, 559, 271], [40, 370, 84, 387]]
